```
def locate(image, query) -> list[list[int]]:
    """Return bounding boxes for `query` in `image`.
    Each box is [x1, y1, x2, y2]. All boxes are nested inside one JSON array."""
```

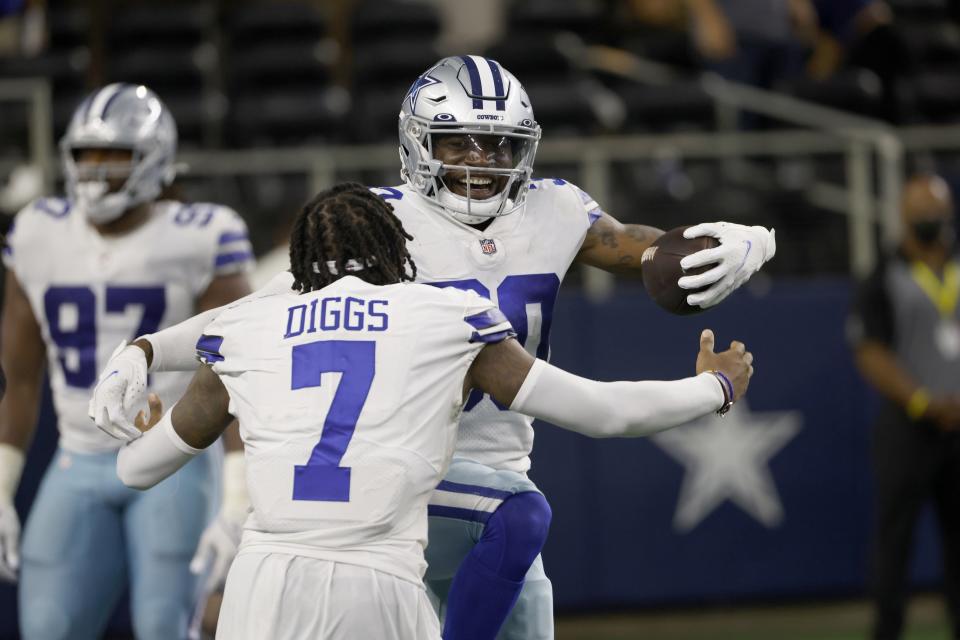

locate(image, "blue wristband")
[[713, 370, 734, 402]]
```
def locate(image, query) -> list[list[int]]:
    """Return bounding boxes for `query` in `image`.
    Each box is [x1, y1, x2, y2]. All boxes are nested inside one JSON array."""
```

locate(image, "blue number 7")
[[290, 340, 376, 502]]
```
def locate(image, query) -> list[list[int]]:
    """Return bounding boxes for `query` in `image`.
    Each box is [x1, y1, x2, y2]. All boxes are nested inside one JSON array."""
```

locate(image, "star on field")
[[651, 402, 802, 532]]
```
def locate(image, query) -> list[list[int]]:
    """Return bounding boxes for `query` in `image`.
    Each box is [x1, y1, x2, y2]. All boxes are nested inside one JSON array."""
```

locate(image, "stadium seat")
[[612, 80, 715, 132], [229, 1, 327, 46], [108, 4, 212, 50], [783, 68, 886, 121], [224, 1, 341, 147], [230, 87, 350, 147], [506, 0, 605, 41], [350, 0, 441, 43]]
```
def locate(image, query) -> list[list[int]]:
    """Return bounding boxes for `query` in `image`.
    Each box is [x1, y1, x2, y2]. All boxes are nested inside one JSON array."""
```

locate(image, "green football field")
[[554, 595, 949, 640]]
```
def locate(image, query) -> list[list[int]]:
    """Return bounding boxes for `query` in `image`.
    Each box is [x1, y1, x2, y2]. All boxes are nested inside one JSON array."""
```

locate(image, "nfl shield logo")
[[479, 238, 497, 255]]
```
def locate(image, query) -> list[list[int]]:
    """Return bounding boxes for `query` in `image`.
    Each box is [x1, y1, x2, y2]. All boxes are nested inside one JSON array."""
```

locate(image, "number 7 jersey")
[[196, 276, 515, 585], [4, 197, 253, 453]]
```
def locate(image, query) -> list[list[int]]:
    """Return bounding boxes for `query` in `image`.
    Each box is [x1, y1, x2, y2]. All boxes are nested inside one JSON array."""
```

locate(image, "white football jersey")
[[370, 179, 599, 473], [197, 276, 515, 585], [4, 197, 254, 453]]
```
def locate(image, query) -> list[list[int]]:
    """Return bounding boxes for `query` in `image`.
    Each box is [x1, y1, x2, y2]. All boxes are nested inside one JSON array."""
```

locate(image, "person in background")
[[849, 173, 960, 640], [808, 1, 915, 123], [687, 0, 816, 89]]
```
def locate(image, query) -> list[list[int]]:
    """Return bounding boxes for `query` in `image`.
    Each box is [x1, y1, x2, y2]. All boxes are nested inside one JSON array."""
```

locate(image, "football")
[[641, 226, 721, 315]]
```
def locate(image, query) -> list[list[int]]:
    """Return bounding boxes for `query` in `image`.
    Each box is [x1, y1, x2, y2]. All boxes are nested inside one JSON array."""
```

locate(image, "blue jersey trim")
[[215, 250, 254, 269], [428, 504, 493, 524], [196, 334, 224, 363], [435, 480, 513, 500], [464, 307, 509, 331], [469, 328, 515, 344], [218, 231, 249, 245]]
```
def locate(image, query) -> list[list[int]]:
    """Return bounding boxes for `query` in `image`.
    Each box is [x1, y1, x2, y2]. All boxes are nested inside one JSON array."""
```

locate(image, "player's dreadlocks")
[[289, 182, 417, 293]]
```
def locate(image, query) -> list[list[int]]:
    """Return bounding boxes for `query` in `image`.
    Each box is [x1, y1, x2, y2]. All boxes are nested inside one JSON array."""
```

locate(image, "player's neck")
[[469, 219, 494, 232], [906, 240, 950, 272], [91, 202, 152, 236]]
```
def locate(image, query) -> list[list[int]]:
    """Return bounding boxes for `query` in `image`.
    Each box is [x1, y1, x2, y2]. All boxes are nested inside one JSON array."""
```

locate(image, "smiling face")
[[432, 133, 515, 200]]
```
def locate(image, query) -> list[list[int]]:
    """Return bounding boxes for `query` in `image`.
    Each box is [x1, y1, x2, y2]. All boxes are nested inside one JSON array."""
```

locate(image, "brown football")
[[641, 226, 721, 315]]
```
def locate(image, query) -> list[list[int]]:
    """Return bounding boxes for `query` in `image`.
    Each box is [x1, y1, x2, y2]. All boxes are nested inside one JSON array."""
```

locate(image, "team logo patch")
[[479, 238, 497, 255], [406, 73, 441, 111]]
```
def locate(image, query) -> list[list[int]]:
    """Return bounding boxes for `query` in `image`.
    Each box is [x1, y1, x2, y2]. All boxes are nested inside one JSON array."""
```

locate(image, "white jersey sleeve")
[[193, 277, 514, 584], [160, 202, 255, 297]]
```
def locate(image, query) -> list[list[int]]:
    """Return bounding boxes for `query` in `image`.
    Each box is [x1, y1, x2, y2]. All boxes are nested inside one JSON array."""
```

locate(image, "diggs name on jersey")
[[284, 296, 390, 338]]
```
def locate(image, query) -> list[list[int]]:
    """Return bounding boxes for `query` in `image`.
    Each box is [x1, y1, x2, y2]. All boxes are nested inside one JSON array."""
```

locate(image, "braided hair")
[[289, 182, 417, 293]]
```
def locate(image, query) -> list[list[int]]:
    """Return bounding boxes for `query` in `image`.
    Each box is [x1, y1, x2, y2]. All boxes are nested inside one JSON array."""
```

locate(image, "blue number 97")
[[290, 340, 376, 502]]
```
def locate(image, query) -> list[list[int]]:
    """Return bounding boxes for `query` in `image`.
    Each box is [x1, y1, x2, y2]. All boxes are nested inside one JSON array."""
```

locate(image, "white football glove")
[[190, 451, 248, 592], [88, 340, 149, 442], [0, 443, 24, 583], [678, 222, 776, 308]]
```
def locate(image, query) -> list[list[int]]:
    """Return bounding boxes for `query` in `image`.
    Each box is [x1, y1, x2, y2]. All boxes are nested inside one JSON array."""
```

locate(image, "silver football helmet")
[[399, 56, 541, 225], [61, 83, 177, 224]]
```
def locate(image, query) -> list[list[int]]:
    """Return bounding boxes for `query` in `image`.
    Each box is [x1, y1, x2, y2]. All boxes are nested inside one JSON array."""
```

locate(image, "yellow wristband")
[[907, 389, 931, 421]]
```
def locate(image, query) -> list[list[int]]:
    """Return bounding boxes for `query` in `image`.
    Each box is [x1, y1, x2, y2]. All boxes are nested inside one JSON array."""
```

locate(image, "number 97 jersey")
[[3, 197, 253, 453], [196, 276, 515, 585]]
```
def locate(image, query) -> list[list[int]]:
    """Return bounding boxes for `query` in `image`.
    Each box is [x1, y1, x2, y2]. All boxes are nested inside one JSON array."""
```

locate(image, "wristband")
[[907, 388, 931, 421], [708, 370, 735, 416]]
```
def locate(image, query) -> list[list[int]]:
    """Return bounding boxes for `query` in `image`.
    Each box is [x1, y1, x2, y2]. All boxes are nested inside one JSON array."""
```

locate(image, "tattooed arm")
[[574, 211, 663, 276]]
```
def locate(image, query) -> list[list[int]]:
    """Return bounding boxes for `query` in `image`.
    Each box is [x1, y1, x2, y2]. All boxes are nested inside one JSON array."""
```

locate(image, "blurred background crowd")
[[5, 0, 960, 274], [4, 0, 960, 638]]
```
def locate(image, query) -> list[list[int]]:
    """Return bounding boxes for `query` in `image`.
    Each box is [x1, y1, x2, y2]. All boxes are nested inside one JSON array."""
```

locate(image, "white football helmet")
[[399, 56, 541, 225], [61, 83, 177, 224]]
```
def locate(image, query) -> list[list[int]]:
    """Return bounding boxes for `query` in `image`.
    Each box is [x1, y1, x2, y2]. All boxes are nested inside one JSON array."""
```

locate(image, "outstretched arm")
[[465, 329, 752, 437], [575, 212, 663, 277], [575, 211, 776, 308], [117, 365, 233, 490]]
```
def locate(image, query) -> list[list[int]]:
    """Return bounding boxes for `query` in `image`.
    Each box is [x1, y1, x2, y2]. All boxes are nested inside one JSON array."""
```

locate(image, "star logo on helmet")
[[406, 74, 441, 112]]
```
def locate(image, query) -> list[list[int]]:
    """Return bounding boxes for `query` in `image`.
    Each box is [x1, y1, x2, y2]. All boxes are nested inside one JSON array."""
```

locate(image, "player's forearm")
[[0, 376, 44, 451], [510, 359, 724, 437], [117, 407, 201, 490], [575, 219, 663, 277], [854, 342, 921, 408], [139, 306, 224, 372]]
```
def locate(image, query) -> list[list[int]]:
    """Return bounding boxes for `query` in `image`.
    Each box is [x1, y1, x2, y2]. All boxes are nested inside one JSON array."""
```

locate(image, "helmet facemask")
[[400, 115, 540, 226], [62, 142, 173, 225]]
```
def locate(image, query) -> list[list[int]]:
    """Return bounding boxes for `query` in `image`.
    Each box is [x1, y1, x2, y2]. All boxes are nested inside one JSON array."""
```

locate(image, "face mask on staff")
[[912, 218, 955, 248]]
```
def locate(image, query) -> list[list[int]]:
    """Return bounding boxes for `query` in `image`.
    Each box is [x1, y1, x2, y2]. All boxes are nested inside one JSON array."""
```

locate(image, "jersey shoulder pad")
[[162, 201, 255, 276], [369, 185, 408, 203], [3, 197, 74, 270], [528, 178, 603, 227], [195, 292, 276, 369], [456, 288, 515, 345]]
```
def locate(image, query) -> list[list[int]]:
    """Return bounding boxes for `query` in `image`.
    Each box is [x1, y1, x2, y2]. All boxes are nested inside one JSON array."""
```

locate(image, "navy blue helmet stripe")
[[485, 58, 506, 111], [101, 83, 134, 119], [459, 55, 484, 110]]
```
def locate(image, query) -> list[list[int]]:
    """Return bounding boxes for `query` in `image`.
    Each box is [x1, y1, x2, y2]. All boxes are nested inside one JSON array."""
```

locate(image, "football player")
[[114, 182, 753, 640], [90, 57, 776, 640], [0, 84, 253, 639]]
